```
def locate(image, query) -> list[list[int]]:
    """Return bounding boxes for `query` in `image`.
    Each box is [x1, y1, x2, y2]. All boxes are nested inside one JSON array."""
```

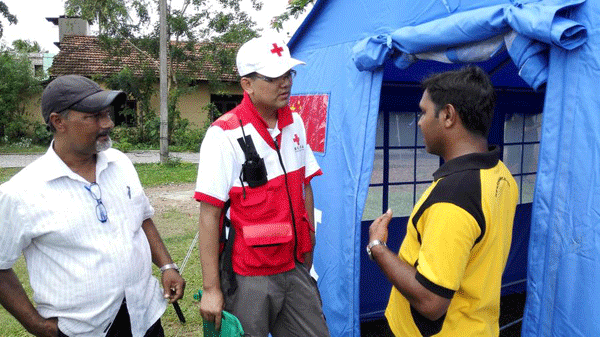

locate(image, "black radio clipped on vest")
[[238, 119, 268, 188]]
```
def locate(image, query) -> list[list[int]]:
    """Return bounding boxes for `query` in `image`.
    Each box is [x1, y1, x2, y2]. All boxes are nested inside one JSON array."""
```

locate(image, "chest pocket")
[[124, 184, 148, 233]]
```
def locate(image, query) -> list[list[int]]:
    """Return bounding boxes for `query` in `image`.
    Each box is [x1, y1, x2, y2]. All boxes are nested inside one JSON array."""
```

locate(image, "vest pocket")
[[242, 222, 293, 246]]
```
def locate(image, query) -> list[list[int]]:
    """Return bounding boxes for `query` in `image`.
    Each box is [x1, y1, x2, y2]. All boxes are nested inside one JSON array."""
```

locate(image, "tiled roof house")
[[48, 35, 243, 128], [50, 35, 240, 82]]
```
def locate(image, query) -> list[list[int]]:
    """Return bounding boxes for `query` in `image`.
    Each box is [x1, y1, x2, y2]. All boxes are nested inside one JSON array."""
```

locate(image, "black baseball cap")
[[41, 75, 127, 124]]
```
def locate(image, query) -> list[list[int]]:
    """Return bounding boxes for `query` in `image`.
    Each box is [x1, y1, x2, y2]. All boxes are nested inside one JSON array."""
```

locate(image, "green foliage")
[[11, 39, 44, 53], [65, 0, 150, 36], [66, 0, 260, 87], [203, 102, 224, 122], [0, 1, 17, 38], [2, 115, 28, 140], [170, 123, 204, 152], [63, 0, 262, 152], [105, 65, 157, 142], [31, 123, 52, 145], [0, 50, 42, 142], [110, 110, 204, 153], [271, 0, 315, 32]]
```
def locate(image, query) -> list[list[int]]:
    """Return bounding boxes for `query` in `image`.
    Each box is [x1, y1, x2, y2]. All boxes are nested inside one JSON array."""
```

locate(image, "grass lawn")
[[0, 167, 22, 184], [0, 144, 47, 154], [135, 162, 198, 187], [0, 163, 198, 186], [0, 163, 205, 336]]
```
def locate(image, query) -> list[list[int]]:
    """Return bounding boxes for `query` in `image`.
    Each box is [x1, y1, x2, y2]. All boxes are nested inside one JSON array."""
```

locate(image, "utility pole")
[[159, 0, 168, 163]]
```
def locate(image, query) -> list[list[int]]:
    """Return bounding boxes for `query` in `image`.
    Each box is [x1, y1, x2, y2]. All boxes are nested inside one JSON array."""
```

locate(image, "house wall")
[[150, 82, 243, 128], [23, 93, 43, 124], [22, 80, 243, 129]]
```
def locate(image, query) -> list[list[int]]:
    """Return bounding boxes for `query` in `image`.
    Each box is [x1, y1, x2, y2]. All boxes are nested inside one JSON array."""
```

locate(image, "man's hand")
[[369, 208, 393, 243], [200, 288, 225, 330], [161, 270, 185, 303]]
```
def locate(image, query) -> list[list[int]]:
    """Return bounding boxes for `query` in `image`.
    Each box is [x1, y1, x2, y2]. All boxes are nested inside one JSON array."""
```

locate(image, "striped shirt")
[[0, 145, 166, 337]]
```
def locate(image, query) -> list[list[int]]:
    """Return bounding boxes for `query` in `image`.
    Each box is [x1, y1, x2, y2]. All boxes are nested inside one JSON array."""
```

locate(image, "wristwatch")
[[366, 240, 387, 260], [159, 263, 180, 273]]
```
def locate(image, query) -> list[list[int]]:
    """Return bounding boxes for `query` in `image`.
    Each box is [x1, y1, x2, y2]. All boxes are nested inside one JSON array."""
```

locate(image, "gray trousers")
[[226, 263, 330, 337]]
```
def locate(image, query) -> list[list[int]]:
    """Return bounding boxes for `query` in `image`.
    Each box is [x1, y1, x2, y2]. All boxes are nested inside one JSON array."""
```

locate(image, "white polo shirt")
[[0, 145, 166, 337]]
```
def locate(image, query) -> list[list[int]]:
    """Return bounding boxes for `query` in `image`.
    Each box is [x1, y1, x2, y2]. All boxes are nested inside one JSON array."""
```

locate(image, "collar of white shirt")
[[39, 141, 119, 183]]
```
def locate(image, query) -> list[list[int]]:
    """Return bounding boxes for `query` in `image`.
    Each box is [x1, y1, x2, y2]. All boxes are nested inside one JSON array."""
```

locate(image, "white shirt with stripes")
[[0, 145, 166, 337]]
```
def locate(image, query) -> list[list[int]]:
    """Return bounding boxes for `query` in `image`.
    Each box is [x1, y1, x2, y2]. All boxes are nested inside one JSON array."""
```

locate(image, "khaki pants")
[[226, 263, 330, 337]]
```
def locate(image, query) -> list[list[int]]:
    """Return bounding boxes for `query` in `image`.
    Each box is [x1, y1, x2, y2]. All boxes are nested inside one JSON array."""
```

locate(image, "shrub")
[[31, 122, 52, 146], [113, 140, 134, 153], [171, 123, 205, 152]]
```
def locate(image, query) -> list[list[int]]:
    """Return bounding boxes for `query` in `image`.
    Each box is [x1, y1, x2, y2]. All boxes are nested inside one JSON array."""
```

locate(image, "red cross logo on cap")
[[293, 134, 300, 145], [271, 43, 284, 57]]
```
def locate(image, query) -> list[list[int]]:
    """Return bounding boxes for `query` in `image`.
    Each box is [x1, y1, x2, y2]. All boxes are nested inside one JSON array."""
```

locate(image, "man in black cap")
[[0, 75, 185, 337]]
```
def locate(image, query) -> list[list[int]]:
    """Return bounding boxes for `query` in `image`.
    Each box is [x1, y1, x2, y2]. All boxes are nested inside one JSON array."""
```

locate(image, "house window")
[[34, 64, 43, 77], [503, 113, 542, 204], [363, 110, 439, 220], [114, 100, 137, 127], [210, 94, 243, 120]]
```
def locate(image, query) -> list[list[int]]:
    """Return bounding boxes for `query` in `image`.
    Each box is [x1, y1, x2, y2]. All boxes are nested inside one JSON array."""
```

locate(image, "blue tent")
[[286, 0, 596, 335]]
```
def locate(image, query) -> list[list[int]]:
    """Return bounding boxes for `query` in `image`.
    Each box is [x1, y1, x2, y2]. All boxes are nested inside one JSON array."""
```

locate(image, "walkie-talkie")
[[237, 119, 268, 188]]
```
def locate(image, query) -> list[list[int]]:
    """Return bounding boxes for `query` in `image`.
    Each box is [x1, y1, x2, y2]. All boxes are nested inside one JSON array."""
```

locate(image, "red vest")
[[195, 93, 322, 276]]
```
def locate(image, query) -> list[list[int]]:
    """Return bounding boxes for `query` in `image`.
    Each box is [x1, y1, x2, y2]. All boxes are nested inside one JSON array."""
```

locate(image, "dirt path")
[[145, 183, 199, 236], [146, 182, 197, 214]]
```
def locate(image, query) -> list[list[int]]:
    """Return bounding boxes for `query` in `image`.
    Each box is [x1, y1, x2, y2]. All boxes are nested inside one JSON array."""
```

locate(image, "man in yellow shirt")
[[367, 66, 518, 336]]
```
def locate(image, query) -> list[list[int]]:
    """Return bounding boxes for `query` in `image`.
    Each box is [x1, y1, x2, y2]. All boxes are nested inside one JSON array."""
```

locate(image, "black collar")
[[433, 146, 501, 180]]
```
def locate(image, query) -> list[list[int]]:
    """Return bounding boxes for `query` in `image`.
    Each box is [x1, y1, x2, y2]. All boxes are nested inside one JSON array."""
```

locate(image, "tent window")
[[363, 110, 439, 220], [503, 113, 542, 204], [364, 108, 542, 220]]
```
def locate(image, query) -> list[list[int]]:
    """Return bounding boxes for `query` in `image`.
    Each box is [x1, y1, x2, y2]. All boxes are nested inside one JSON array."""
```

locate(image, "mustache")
[[97, 131, 111, 138]]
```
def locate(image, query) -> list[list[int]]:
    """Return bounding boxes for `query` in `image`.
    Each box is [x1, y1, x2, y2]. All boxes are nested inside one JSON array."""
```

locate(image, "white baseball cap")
[[236, 35, 305, 78]]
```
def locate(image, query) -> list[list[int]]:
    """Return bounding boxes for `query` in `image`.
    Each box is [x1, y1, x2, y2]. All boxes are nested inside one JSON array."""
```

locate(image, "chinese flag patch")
[[289, 94, 328, 153]]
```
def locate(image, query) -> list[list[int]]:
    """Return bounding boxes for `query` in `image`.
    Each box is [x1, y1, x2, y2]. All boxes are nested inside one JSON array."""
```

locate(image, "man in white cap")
[[195, 35, 330, 336], [0, 75, 185, 337]]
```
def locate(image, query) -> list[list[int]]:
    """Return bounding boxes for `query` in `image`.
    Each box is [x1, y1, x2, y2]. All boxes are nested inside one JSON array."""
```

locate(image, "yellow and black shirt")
[[385, 147, 518, 337]]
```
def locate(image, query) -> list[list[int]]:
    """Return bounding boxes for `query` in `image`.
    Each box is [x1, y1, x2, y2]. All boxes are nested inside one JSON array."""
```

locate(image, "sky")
[[1, 0, 309, 54]]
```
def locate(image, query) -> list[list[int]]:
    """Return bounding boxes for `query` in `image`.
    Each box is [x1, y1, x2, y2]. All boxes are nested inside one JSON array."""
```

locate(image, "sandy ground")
[[146, 182, 197, 215], [144, 182, 199, 237]]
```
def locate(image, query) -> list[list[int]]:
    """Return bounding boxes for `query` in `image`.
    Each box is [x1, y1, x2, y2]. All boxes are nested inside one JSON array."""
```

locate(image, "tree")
[[103, 65, 156, 143], [0, 48, 42, 141], [11, 39, 45, 53], [65, 0, 148, 36], [65, 0, 262, 86], [0, 1, 17, 38], [271, 0, 314, 32], [64, 0, 263, 152]]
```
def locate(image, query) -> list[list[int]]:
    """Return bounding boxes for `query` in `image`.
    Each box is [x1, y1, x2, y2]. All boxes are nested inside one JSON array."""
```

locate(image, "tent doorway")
[[359, 72, 545, 334]]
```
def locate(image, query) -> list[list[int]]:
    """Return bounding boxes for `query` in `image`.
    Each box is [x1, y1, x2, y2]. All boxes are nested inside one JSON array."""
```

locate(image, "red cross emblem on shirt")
[[293, 134, 300, 145], [271, 43, 284, 57]]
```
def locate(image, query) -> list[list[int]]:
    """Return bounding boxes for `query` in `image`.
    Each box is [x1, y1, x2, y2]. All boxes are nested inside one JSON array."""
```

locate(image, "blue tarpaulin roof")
[[288, 0, 596, 335]]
